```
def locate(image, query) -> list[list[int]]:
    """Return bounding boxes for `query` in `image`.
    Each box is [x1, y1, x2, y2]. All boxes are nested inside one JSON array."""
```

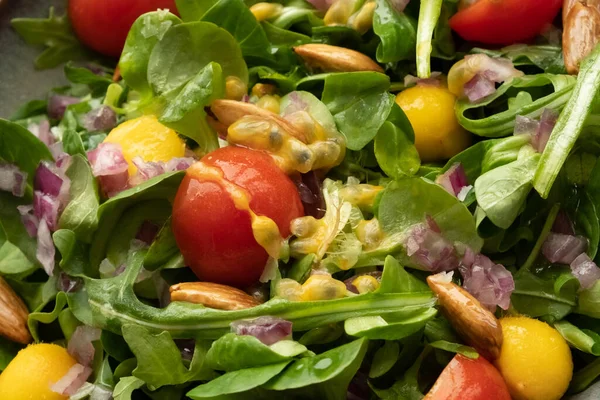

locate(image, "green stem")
[[569, 357, 600, 394], [415, 0, 443, 79], [520, 204, 560, 272]]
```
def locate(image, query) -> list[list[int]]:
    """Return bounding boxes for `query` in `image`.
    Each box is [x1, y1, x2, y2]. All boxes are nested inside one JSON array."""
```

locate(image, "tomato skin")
[[425, 354, 511, 400], [449, 0, 562, 45], [68, 0, 178, 57], [172, 146, 304, 288]]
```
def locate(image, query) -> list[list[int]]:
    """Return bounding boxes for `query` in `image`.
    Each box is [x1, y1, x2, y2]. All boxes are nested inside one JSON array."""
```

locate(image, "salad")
[[1, 0, 600, 399]]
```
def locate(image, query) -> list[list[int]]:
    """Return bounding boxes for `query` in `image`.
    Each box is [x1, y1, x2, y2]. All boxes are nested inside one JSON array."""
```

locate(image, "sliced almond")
[[293, 44, 384, 73], [563, 1, 600, 74], [170, 282, 262, 310], [427, 273, 503, 360], [210, 99, 308, 143], [0, 276, 32, 344]]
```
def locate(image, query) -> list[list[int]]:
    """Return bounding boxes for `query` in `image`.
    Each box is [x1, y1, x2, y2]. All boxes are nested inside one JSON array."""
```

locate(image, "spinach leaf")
[[374, 105, 420, 178], [378, 256, 429, 294], [369, 341, 400, 378], [344, 308, 437, 340], [474, 147, 540, 229], [262, 338, 368, 400], [270, 1, 322, 29], [578, 281, 600, 319], [0, 118, 53, 182], [322, 72, 394, 150], [122, 324, 195, 389], [57, 155, 100, 242], [0, 193, 39, 276], [262, 21, 311, 46], [456, 74, 576, 138], [120, 11, 182, 98], [205, 333, 309, 371], [113, 376, 145, 400], [249, 66, 303, 94], [84, 250, 436, 338], [90, 172, 184, 269], [11, 8, 90, 69], [187, 362, 290, 399], [10, 100, 47, 121], [53, 229, 95, 277], [62, 129, 87, 157], [64, 63, 113, 93], [377, 177, 483, 253], [554, 321, 600, 356], [176, 0, 216, 21], [534, 45, 600, 198], [415, 0, 443, 78], [428, 340, 478, 359], [373, 0, 417, 63], [371, 346, 429, 400]]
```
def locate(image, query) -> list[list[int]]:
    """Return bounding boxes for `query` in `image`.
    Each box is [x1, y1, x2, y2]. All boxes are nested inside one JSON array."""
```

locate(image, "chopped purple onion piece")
[[542, 233, 588, 264], [404, 72, 442, 87], [87, 143, 130, 197], [513, 115, 539, 137], [0, 162, 28, 197], [81, 106, 118, 132], [435, 163, 469, 197], [404, 220, 459, 272], [281, 91, 310, 116], [459, 250, 514, 310], [130, 156, 196, 186], [33, 191, 60, 231], [35, 161, 64, 197], [136, 220, 160, 245], [17, 205, 39, 237], [29, 120, 55, 146], [306, 0, 335, 11], [50, 364, 93, 397], [68, 326, 101, 367], [552, 210, 575, 235], [464, 73, 496, 103], [57, 272, 82, 293], [532, 108, 558, 153], [36, 219, 55, 275], [165, 157, 196, 172], [570, 253, 600, 290], [48, 95, 80, 120], [293, 171, 325, 219], [231, 316, 293, 345]]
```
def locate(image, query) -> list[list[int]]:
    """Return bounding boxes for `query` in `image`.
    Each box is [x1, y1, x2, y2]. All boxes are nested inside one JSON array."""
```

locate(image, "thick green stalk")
[[416, 0, 443, 78]]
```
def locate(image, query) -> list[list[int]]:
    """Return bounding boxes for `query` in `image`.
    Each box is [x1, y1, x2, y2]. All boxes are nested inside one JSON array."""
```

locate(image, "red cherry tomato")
[[172, 146, 304, 288], [424, 354, 511, 400], [68, 0, 178, 57], [449, 0, 562, 45]]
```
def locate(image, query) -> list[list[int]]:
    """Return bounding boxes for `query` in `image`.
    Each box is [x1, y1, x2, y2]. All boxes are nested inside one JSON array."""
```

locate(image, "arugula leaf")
[[373, 0, 417, 63], [369, 341, 400, 378], [322, 72, 394, 150], [534, 45, 600, 198], [0, 193, 39, 276], [113, 376, 145, 400], [11, 8, 90, 69]]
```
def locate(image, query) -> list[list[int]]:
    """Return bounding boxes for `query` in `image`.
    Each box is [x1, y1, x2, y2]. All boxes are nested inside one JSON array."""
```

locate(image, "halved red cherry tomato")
[[449, 0, 563, 45], [172, 146, 304, 288], [68, 0, 178, 57], [424, 354, 511, 400]]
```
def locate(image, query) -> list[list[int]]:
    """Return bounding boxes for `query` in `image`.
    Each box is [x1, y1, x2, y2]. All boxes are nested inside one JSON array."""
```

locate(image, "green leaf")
[[58, 155, 100, 242], [322, 72, 394, 151], [102, 330, 133, 362], [344, 307, 437, 340], [416, 0, 443, 78], [428, 340, 479, 359], [369, 341, 400, 378], [373, 0, 417, 63], [187, 362, 290, 399], [371, 346, 429, 400], [206, 333, 309, 371], [28, 292, 69, 342], [62, 129, 87, 157], [577, 280, 600, 318], [554, 320, 600, 356], [10, 8, 89, 69], [374, 107, 420, 178], [119, 11, 182, 97], [113, 376, 144, 400], [535, 45, 600, 197], [122, 324, 192, 389], [64, 62, 113, 92], [176, 0, 217, 21], [143, 217, 180, 271], [378, 256, 430, 294], [0, 118, 53, 180], [570, 357, 600, 393], [0, 193, 39, 276], [0, 336, 21, 371], [286, 254, 316, 284]]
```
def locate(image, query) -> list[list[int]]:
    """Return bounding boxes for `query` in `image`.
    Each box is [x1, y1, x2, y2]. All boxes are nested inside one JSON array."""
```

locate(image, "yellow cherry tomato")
[[0, 343, 77, 400], [496, 316, 573, 400], [104, 115, 186, 175], [395, 85, 471, 162]]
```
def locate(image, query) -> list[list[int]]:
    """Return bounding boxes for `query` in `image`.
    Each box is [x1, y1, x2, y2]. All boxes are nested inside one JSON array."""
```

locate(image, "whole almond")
[[293, 44, 384, 73], [427, 273, 503, 360], [170, 282, 262, 310], [563, 1, 600, 74], [0, 276, 32, 344]]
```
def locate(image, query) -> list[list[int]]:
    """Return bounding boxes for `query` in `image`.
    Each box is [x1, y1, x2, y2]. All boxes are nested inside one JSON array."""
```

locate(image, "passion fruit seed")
[[249, 2, 284, 22]]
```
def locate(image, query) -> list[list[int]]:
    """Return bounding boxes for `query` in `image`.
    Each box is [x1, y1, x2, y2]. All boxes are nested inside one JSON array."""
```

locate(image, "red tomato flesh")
[[172, 146, 304, 288], [425, 354, 511, 400], [69, 0, 178, 57], [449, 0, 563, 45]]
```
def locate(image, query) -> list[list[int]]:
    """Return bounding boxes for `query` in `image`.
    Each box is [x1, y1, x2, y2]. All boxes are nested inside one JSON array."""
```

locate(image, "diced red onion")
[[35, 162, 64, 197], [552, 210, 575, 235], [29, 120, 55, 147], [390, 0, 410, 13], [231, 316, 293, 345], [542, 233, 588, 264], [435, 163, 469, 198], [513, 115, 539, 137], [33, 191, 60, 231], [36, 219, 55, 275], [404, 72, 442, 88], [136, 220, 160, 245], [404, 221, 459, 272], [87, 143, 130, 198], [57, 272, 82, 293], [81, 106, 118, 132], [293, 171, 325, 219], [464, 73, 496, 103], [50, 363, 93, 396], [459, 251, 514, 310], [532, 108, 558, 153], [306, 0, 335, 11], [17, 205, 39, 237], [129, 156, 196, 187], [68, 326, 101, 367], [0, 162, 27, 197], [570, 253, 600, 290], [165, 157, 196, 172], [48, 95, 80, 120], [281, 91, 310, 117]]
